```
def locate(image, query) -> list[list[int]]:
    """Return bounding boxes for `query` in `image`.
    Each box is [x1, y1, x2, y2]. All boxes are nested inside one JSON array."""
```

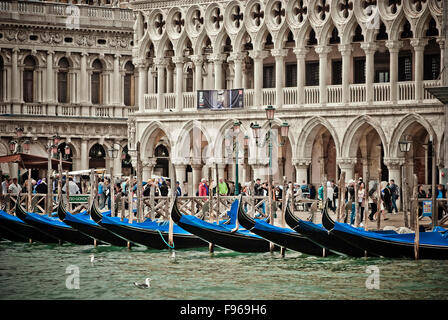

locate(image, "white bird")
[[134, 278, 152, 289], [89, 254, 103, 264], [170, 250, 176, 263]]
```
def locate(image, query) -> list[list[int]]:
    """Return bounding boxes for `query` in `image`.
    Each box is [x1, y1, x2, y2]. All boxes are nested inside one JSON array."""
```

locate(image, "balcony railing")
[[140, 80, 443, 113], [0, 103, 133, 119]]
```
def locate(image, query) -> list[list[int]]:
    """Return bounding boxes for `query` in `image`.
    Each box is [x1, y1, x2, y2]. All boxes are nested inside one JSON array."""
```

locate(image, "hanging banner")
[[197, 89, 244, 110], [423, 200, 432, 216]]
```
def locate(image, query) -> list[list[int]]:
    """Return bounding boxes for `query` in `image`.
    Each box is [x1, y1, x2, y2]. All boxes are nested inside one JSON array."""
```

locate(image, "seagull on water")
[[90, 254, 103, 264], [134, 278, 152, 289]]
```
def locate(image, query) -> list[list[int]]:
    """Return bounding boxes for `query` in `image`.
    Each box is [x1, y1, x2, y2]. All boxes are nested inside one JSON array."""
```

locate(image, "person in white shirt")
[[326, 181, 335, 211], [8, 178, 22, 194], [1, 178, 9, 195], [62, 177, 80, 195]]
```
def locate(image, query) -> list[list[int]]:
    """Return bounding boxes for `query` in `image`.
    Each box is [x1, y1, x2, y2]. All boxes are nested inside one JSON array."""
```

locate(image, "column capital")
[[228, 51, 247, 62], [172, 157, 190, 166], [360, 42, 378, 54], [436, 36, 445, 47], [270, 48, 289, 58], [337, 158, 357, 168], [172, 56, 185, 65], [410, 38, 428, 51], [114, 53, 122, 59], [338, 44, 353, 56], [191, 163, 203, 170], [80, 52, 89, 57], [12, 47, 20, 54], [385, 40, 403, 53], [143, 158, 157, 167], [293, 159, 311, 168], [209, 53, 227, 63], [383, 157, 405, 169], [315, 45, 332, 56], [190, 54, 204, 65], [153, 57, 168, 66], [248, 50, 270, 61], [293, 47, 309, 58], [47, 50, 55, 56]]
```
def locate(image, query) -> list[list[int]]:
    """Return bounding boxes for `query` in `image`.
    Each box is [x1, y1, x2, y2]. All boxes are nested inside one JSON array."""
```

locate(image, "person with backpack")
[[389, 179, 399, 214], [381, 182, 393, 218]]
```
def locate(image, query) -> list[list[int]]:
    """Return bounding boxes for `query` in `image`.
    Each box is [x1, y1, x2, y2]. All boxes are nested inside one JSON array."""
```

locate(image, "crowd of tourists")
[[1, 173, 447, 223]]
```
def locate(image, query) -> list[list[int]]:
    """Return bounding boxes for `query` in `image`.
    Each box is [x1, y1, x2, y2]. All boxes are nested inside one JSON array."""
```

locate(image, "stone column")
[[210, 53, 226, 90], [154, 58, 166, 112], [166, 63, 174, 93], [80, 52, 89, 104], [206, 58, 214, 90], [80, 138, 89, 170], [173, 163, 187, 185], [386, 41, 402, 103], [137, 63, 147, 112], [229, 52, 246, 89], [249, 50, 269, 108], [191, 164, 203, 196], [337, 158, 356, 182], [271, 49, 288, 109], [294, 160, 311, 185], [142, 158, 157, 181], [437, 37, 445, 76], [361, 42, 377, 104], [147, 65, 155, 94], [411, 38, 428, 102], [113, 54, 121, 105], [11, 47, 20, 103], [293, 47, 309, 106], [172, 56, 184, 112], [46, 51, 55, 104], [190, 55, 204, 91], [339, 44, 352, 104], [384, 158, 405, 210], [315, 45, 332, 105]]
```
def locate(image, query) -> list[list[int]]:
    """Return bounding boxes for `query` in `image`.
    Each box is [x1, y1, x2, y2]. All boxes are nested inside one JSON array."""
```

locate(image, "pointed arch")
[[389, 113, 437, 158], [296, 117, 340, 160], [341, 115, 389, 159], [140, 121, 173, 160]]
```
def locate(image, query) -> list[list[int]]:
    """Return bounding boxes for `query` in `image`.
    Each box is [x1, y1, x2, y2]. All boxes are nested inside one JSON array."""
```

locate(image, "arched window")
[[123, 61, 135, 106], [91, 59, 103, 104], [23, 56, 36, 103], [58, 58, 70, 103]]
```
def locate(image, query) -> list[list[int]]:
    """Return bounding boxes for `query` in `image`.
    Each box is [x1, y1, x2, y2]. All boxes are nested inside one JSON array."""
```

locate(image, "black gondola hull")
[[0, 215, 59, 244], [99, 221, 208, 249], [237, 203, 327, 256], [0, 224, 29, 242], [330, 228, 448, 259], [15, 204, 94, 245]]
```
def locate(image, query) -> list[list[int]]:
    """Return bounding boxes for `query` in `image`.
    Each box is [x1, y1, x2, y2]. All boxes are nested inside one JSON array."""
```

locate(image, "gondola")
[[0, 210, 59, 244], [0, 220, 29, 242], [15, 202, 95, 245], [58, 202, 127, 247], [285, 204, 365, 257], [93, 202, 208, 249], [330, 221, 448, 259], [171, 197, 278, 253], [237, 201, 329, 256]]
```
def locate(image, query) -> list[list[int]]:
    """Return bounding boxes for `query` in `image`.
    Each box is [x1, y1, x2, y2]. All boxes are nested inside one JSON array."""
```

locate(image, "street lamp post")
[[225, 121, 245, 196], [399, 137, 411, 229], [250, 106, 289, 225]]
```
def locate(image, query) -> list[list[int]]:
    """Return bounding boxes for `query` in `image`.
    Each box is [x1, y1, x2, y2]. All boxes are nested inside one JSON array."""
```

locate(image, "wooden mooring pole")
[[412, 174, 419, 260]]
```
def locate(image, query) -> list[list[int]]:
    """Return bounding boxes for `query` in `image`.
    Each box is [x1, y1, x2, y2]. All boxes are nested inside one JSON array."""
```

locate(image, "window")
[[424, 54, 440, 80], [305, 62, 319, 86], [398, 54, 412, 81], [123, 61, 135, 106], [353, 58, 365, 84], [332, 60, 342, 85], [91, 59, 102, 104], [263, 65, 275, 88], [375, 70, 389, 83], [285, 64, 297, 87], [58, 58, 69, 103], [23, 56, 36, 103]]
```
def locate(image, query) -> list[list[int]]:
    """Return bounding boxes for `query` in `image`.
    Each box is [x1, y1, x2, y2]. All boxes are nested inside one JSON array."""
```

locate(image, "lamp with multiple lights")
[[8, 127, 30, 154]]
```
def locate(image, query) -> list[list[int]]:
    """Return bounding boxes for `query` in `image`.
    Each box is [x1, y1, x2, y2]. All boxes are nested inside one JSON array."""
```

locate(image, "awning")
[[0, 153, 72, 170], [425, 87, 448, 104]]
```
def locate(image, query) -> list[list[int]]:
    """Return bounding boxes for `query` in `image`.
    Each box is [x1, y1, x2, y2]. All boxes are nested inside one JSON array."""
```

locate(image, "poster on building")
[[423, 200, 432, 216], [197, 89, 244, 110]]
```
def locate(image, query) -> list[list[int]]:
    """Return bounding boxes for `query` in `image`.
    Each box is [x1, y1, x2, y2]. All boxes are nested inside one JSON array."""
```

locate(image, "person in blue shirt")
[[437, 184, 447, 220]]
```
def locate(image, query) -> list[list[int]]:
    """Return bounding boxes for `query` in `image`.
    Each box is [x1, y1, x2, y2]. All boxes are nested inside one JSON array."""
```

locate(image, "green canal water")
[[1, 241, 448, 300]]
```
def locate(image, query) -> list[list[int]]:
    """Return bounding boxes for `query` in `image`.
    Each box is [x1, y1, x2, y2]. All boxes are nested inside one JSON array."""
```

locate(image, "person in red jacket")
[[198, 178, 209, 196]]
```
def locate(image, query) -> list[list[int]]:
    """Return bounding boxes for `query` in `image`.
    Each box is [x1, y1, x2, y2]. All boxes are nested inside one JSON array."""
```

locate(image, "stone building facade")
[[131, 0, 447, 197], [0, 0, 135, 178], [0, 0, 447, 200]]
